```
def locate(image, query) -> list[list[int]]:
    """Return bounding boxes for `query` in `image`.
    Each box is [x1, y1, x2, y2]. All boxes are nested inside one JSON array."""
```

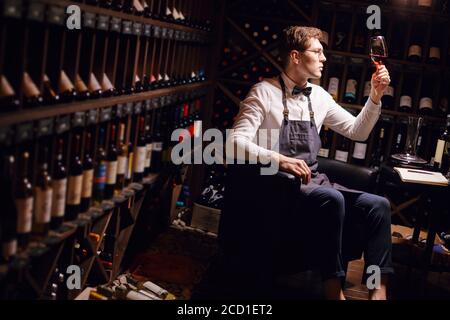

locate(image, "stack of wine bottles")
[[0, 89, 207, 266], [0, 0, 212, 113]]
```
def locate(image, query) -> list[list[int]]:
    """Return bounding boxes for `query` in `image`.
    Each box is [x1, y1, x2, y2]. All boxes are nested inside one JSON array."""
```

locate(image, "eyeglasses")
[[304, 49, 325, 57]]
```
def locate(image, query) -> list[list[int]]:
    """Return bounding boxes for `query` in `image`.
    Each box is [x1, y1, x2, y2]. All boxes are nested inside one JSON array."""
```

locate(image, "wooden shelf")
[[341, 102, 447, 123], [0, 81, 212, 127], [40, 0, 212, 37], [326, 50, 449, 73]]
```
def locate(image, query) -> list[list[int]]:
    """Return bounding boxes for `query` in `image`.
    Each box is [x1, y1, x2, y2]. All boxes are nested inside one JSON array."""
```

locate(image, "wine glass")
[[369, 35, 388, 69]]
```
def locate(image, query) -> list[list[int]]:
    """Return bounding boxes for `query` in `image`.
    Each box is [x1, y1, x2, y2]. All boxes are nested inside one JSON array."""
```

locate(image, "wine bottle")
[[417, 0, 432, 8], [428, 32, 441, 65], [144, 123, 152, 176], [334, 135, 350, 162], [81, 132, 94, 213], [407, 23, 424, 62], [123, 0, 135, 14], [399, 76, 414, 113], [58, 71, 77, 102], [42, 74, 60, 105], [88, 73, 103, 99], [142, 0, 152, 18], [392, 124, 406, 154], [22, 72, 44, 108], [105, 124, 118, 200], [352, 141, 367, 166], [15, 151, 34, 251], [369, 127, 386, 169], [51, 139, 68, 230], [333, 14, 348, 51], [0, 74, 20, 111], [318, 126, 332, 158], [343, 65, 358, 104], [151, 109, 163, 173], [362, 77, 371, 105], [93, 128, 107, 206], [101, 73, 116, 97], [74, 74, 91, 100], [115, 123, 128, 194], [433, 114, 450, 173], [112, 0, 123, 11], [0, 154, 17, 262], [34, 147, 53, 238], [133, 0, 144, 16], [66, 134, 83, 221], [327, 71, 340, 101], [133, 117, 147, 182], [352, 17, 366, 54], [381, 76, 395, 110], [418, 80, 433, 116]]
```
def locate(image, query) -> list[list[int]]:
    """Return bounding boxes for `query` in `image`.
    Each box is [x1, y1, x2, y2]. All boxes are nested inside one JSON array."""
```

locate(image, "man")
[[227, 26, 393, 300]]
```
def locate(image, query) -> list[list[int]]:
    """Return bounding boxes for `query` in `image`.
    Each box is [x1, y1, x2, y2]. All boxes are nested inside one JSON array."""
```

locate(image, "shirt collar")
[[280, 72, 311, 98]]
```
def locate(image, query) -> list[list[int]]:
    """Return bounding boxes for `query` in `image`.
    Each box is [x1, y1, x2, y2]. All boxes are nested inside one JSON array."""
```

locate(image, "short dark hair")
[[279, 26, 323, 67]]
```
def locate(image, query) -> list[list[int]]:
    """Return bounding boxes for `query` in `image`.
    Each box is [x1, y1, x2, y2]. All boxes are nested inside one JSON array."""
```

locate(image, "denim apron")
[[278, 76, 360, 195]]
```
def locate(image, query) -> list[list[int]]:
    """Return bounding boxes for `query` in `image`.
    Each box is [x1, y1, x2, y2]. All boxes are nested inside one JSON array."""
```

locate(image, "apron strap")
[[278, 75, 289, 123], [279, 75, 316, 127]]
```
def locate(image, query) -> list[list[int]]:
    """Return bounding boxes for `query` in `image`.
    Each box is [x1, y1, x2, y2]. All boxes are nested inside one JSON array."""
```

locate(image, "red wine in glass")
[[370, 35, 388, 69]]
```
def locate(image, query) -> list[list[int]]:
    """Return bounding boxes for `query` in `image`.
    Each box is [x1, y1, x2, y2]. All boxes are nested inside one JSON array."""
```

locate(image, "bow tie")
[[292, 86, 312, 97]]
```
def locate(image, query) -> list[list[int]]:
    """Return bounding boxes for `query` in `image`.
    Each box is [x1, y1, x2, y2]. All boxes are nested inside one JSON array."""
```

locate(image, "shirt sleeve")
[[226, 83, 275, 163], [322, 87, 381, 141]]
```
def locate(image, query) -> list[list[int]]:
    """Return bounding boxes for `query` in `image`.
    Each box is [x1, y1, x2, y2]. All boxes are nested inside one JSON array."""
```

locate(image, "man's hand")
[[370, 65, 390, 104], [275, 153, 311, 184]]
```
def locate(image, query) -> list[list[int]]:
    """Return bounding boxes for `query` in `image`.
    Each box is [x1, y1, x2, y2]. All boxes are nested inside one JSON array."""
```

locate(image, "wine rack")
[[0, 0, 220, 299], [213, 0, 450, 168]]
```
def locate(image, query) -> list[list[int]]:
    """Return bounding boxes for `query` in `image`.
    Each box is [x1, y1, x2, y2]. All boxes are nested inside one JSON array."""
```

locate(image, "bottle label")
[[384, 86, 394, 97], [143, 281, 168, 297], [106, 161, 118, 184], [94, 162, 107, 191], [145, 143, 153, 169], [52, 178, 67, 218], [127, 153, 134, 180], [419, 97, 432, 109], [363, 81, 371, 98], [117, 156, 127, 175], [344, 79, 357, 99], [429, 47, 441, 59], [335, 150, 349, 162], [352, 142, 367, 160], [2, 239, 17, 259], [67, 174, 83, 205], [418, 0, 432, 7], [16, 197, 34, 233], [327, 77, 339, 100], [318, 148, 330, 158], [408, 45, 422, 58], [152, 142, 163, 152], [82, 169, 94, 198], [400, 96, 412, 108], [134, 146, 146, 173], [35, 187, 53, 224], [434, 139, 445, 164]]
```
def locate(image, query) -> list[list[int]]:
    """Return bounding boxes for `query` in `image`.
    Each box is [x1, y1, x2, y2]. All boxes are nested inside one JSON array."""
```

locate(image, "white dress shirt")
[[226, 72, 382, 163]]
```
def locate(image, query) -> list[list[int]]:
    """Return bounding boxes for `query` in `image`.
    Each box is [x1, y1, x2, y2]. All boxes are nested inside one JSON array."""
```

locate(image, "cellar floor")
[[127, 224, 450, 300]]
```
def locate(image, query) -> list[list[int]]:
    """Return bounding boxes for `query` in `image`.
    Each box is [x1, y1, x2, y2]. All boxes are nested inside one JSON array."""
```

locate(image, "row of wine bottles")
[[88, 273, 176, 300], [74, 0, 213, 31], [318, 114, 450, 173], [0, 91, 206, 264], [323, 58, 449, 117], [317, 2, 449, 63], [0, 0, 209, 111]]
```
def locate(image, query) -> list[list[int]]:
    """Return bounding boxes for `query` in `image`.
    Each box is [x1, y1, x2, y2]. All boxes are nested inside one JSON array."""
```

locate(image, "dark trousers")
[[279, 186, 394, 283]]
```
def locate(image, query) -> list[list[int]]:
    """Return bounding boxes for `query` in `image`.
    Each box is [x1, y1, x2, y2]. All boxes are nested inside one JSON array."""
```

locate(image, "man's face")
[[291, 37, 326, 79]]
